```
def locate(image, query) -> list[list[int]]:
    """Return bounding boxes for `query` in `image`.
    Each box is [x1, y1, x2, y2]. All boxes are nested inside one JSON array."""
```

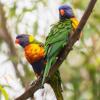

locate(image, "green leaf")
[[0, 85, 9, 100]]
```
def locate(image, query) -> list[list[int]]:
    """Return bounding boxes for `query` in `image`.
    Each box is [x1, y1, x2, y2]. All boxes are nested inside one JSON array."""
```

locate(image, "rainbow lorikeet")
[[42, 5, 81, 85], [15, 34, 63, 100]]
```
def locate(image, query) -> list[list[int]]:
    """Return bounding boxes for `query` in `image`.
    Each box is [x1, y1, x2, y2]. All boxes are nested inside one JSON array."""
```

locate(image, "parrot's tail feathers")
[[42, 59, 52, 86], [42, 74, 47, 86], [48, 71, 63, 100]]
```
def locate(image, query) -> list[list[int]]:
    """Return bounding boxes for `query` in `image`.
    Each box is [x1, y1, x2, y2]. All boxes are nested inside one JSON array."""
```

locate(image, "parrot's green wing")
[[42, 19, 72, 86], [45, 20, 72, 55], [45, 20, 72, 45]]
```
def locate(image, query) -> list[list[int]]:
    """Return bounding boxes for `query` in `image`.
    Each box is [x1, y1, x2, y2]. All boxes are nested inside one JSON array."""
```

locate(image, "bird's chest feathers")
[[24, 44, 45, 64]]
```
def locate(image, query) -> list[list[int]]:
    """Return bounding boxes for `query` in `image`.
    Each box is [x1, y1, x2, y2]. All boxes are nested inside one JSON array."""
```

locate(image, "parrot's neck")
[[60, 15, 75, 21], [59, 14, 68, 21]]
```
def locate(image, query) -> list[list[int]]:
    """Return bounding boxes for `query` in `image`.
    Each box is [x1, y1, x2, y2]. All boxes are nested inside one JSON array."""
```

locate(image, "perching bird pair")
[[15, 5, 80, 100]]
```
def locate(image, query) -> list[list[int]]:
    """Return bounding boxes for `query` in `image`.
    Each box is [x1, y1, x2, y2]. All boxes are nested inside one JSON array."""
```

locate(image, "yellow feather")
[[70, 17, 79, 30], [29, 35, 35, 43], [71, 18, 82, 37]]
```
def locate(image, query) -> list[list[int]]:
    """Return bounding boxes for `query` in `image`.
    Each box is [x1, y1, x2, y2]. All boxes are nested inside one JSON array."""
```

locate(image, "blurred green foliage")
[[0, 0, 100, 100], [0, 85, 9, 100]]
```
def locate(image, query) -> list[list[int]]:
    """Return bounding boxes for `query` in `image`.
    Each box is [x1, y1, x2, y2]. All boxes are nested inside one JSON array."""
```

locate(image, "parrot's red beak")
[[59, 9, 65, 16], [15, 39, 20, 44]]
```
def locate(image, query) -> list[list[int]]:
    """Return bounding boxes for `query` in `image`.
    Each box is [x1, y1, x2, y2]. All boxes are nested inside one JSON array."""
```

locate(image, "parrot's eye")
[[59, 9, 65, 16]]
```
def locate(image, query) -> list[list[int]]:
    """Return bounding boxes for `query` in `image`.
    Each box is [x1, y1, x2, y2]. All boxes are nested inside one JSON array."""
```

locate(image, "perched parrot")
[[15, 34, 63, 100], [42, 5, 81, 85]]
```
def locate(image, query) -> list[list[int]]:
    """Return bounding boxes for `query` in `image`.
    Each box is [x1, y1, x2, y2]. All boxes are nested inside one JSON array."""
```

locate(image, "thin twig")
[[15, 0, 97, 100]]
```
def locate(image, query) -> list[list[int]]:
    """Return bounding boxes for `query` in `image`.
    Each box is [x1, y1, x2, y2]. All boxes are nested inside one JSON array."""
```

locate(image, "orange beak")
[[15, 39, 20, 44], [59, 9, 65, 16]]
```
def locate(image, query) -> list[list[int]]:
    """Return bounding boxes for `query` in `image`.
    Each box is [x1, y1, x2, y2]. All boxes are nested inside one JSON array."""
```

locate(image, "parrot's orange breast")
[[24, 44, 45, 64]]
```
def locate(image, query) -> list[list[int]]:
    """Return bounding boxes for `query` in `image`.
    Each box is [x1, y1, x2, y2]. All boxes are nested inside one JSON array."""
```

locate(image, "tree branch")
[[15, 0, 97, 100]]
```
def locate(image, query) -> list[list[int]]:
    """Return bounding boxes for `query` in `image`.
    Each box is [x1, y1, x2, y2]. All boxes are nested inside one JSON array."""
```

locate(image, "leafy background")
[[0, 0, 100, 100]]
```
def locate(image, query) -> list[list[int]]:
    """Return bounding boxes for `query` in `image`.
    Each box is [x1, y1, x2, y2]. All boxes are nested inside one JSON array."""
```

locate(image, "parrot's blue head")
[[15, 34, 34, 48], [59, 5, 74, 20]]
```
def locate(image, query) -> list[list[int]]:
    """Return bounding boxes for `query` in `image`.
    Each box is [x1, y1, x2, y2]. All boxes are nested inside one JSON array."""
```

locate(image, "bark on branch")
[[15, 0, 97, 100]]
